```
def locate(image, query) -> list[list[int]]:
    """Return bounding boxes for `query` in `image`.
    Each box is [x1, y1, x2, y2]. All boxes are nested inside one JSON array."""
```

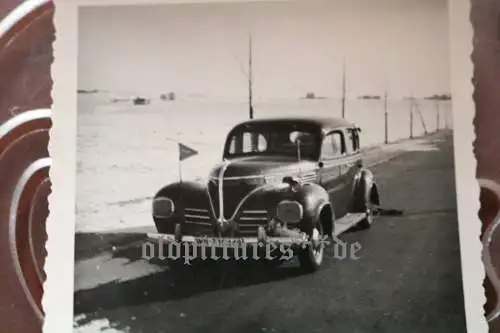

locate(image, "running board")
[[333, 213, 366, 236]]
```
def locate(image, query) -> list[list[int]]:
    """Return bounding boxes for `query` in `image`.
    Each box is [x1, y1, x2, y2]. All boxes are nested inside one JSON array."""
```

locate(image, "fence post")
[[436, 100, 440, 131], [444, 103, 449, 129], [384, 91, 388, 144], [409, 98, 414, 139]]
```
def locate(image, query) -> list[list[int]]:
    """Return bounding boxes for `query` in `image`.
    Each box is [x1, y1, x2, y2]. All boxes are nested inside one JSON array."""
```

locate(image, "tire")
[[358, 186, 376, 230], [297, 222, 325, 273], [358, 205, 374, 229]]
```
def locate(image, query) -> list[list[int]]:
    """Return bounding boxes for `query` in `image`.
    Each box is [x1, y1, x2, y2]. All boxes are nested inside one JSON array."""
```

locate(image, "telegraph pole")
[[436, 100, 440, 131], [341, 59, 346, 119], [248, 33, 254, 120], [409, 95, 414, 139], [384, 89, 388, 144]]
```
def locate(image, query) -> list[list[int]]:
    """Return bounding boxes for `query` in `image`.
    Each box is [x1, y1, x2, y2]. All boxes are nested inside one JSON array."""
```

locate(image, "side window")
[[353, 129, 360, 150], [229, 136, 236, 154], [345, 130, 354, 154], [347, 128, 360, 152], [321, 131, 345, 159]]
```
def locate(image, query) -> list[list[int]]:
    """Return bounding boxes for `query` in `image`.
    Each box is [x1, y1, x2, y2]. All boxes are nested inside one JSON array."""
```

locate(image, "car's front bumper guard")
[[147, 222, 318, 249], [147, 233, 313, 248]]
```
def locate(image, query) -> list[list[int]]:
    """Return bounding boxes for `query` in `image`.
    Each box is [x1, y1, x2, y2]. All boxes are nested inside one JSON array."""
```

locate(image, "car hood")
[[210, 155, 317, 179]]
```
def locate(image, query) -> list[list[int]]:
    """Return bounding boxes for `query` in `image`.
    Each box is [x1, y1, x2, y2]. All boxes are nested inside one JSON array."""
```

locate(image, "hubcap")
[[311, 228, 324, 263], [366, 207, 373, 224]]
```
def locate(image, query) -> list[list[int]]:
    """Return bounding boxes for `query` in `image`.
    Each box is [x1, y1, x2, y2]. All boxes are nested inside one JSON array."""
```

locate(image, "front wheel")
[[297, 224, 325, 273], [358, 185, 377, 229]]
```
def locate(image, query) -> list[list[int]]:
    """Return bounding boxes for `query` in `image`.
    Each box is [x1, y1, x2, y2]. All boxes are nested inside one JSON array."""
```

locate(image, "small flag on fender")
[[179, 143, 198, 161], [177, 142, 198, 182]]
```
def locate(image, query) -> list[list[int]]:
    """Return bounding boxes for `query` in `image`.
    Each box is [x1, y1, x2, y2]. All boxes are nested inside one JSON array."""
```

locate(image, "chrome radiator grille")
[[208, 178, 255, 219], [183, 207, 269, 236], [237, 209, 269, 235], [184, 208, 211, 226], [183, 207, 213, 236]]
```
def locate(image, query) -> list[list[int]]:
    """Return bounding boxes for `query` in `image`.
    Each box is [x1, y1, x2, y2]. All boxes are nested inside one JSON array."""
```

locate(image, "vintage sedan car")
[[150, 117, 380, 272]]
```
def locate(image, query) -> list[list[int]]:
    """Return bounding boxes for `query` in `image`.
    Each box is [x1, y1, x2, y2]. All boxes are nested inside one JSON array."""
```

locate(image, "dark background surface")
[[0, 0, 22, 20], [472, 0, 500, 331], [0, 0, 499, 332], [0, 1, 53, 333]]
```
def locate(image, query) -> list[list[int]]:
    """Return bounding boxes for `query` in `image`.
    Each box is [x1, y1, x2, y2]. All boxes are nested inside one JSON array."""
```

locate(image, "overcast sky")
[[78, 0, 450, 100]]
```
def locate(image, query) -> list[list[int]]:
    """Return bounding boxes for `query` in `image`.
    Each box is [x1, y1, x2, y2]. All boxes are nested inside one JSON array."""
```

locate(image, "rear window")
[[224, 122, 321, 160]]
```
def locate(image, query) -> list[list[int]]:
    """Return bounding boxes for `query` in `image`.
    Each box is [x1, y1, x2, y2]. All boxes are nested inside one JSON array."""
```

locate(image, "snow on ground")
[[380, 136, 442, 153], [74, 315, 130, 333], [76, 94, 452, 233], [74, 253, 165, 291]]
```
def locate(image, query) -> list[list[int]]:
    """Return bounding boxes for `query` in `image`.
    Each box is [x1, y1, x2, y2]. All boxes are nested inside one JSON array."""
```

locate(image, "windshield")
[[223, 123, 321, 160]]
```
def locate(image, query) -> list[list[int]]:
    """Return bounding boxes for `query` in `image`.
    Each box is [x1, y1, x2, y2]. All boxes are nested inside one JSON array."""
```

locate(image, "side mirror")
[[283, 175, 299, 184], [282, 176, 301, 192], [290, 131, 313, 144], [289, 131, 302, 144]]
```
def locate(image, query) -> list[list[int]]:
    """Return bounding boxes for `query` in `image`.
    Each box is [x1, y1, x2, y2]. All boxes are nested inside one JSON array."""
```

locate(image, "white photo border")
[[45, 0, 485, 332], [447, 1, 488, 332]]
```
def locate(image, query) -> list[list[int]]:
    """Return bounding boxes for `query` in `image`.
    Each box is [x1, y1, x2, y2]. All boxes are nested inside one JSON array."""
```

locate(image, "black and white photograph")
[[73, 1, 467, 332]]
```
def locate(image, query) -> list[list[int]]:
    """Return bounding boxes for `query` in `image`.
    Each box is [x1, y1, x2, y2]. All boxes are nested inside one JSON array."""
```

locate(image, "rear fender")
[[350, 168, 379, 212], [315, 201, 334, 237]]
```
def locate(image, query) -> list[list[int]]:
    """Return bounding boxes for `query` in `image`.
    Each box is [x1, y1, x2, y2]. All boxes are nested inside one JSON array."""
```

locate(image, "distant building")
[[359, 95, 381, 100], [305, 92, 316, 99], [160, 92, 176, 101], [133, 97, 150, 105]]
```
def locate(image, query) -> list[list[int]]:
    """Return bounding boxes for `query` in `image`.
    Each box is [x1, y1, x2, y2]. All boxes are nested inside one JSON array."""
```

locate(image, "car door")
[[343, 128, 363, 194], [318, 130, 350, 218]]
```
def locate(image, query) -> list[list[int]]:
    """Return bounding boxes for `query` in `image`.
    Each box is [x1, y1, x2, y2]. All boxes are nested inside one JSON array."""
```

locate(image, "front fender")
[[152, 180, 209, 232], [154, 180, 207, 203], [240, 181, 331, 234], [277, 183, 331, 235]]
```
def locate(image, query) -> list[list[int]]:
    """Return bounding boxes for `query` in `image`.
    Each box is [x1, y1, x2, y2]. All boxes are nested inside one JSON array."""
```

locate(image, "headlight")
[[275, 200, 303, 224], [264, 175, 282, 185], [244, 176, 266, 186], [152, 197, 175, 218]]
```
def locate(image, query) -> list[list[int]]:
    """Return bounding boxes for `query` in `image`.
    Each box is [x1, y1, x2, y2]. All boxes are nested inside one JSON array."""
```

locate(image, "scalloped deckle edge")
[[478, 179, 500, 324], [42, 0, 487, 332], [449, 0, 488, 332], [43, 0, 78, 332]]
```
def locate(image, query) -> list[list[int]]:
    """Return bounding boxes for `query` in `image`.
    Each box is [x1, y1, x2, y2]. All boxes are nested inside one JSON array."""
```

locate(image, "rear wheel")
[[297, 223, 325, 273], [358, 185, 377, 229], [358, 205, 374, 229]]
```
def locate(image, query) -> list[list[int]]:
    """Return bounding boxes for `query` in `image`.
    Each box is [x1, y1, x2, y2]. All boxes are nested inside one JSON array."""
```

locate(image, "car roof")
[[233, 116, 356, 133]]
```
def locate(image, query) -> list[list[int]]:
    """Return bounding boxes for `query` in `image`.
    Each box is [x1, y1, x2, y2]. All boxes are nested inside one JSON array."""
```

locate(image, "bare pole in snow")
[[384, 88, 388, 144], [409, 93, 414, 139], [341, 58, 346, 119], [248, 33, 254, 120], [436, 100, 440, 131]]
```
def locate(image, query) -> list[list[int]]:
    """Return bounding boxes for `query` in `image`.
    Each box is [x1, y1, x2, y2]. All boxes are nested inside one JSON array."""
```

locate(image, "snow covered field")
[[75, 93, 452, 233]]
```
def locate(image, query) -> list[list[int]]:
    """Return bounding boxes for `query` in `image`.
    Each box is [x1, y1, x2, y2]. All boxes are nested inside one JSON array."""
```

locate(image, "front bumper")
[[148, 220, 314, 248], [146, 232, 310, 248], [152, 214, 314, 246]]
